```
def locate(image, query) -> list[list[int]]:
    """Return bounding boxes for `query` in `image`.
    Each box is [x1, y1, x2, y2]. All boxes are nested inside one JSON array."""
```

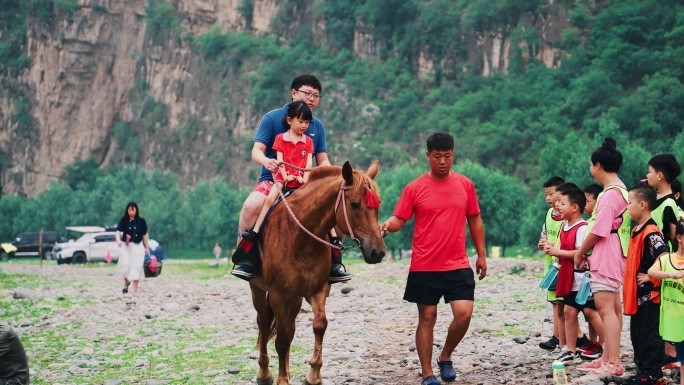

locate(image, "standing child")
[[538, 176, 566, 351], [574, 138, 630, 376], [648, 220, 684, 385], [646, 154, 681, 251], [213, 242, 222, 265], [234, 101, 315, 280], [622, 184, 669, 385], [543, 184, 589, 363]]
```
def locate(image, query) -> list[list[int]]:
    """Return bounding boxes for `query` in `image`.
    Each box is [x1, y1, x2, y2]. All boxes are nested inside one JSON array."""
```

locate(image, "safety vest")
[[623, 223, 662, 315], [556, 221, 587, 298], [544, 208, 564, 281], [586, 185, 630, 258], [659, 253, 684, 343], [651, 196, 679, 251]]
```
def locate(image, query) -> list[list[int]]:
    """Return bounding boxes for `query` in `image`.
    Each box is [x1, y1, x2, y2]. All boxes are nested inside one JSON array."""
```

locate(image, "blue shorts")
[[403, 268, 475, 305]]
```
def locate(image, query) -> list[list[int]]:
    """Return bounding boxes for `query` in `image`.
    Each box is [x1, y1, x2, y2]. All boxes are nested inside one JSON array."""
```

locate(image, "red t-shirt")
[[394, 172, 481, 272], [272, 131, 314, 188]]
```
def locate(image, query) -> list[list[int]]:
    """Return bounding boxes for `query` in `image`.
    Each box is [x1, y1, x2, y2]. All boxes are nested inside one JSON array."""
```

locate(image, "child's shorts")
[[674, 341, 684, 362], [563, 291, 597, 312]]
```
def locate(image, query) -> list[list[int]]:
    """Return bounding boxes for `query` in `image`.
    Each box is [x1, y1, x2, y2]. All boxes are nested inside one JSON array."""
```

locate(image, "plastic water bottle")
[[539, 262, 560, 290], [552, 361, 569, 385], [575, 271, 591, 305]]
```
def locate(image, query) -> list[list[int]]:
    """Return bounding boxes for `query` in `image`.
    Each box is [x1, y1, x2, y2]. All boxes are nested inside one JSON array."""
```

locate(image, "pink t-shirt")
[[588, 185, 628, 283], [394, 172, 480, 272]]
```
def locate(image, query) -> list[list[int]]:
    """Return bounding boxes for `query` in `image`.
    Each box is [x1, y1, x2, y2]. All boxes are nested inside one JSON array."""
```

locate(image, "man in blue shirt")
[[233, 74, 351, 283]]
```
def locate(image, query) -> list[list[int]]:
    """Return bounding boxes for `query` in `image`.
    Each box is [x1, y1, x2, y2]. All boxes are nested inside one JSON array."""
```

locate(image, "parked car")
[[0, 231, 65, 261], [54, 232, 120, 264]]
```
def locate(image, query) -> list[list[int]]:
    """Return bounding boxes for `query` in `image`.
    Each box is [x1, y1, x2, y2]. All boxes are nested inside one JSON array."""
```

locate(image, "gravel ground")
[[2, 258, 680, 385]]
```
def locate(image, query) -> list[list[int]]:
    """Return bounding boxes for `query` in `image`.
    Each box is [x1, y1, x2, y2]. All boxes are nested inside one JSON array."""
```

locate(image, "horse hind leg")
[[251, 285, 274, 385], [304, 286, 329, 385]]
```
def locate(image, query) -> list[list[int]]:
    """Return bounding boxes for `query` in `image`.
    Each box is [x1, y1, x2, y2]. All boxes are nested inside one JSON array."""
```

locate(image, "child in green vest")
[[646, 154, 682, 368], [646, 154, 681, 251], [648, 219, 684, 385], [538, 176, 565, 351]]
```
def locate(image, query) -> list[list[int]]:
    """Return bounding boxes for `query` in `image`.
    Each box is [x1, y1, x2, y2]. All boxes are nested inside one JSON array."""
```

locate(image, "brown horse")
[[249, 160, 386, 385]]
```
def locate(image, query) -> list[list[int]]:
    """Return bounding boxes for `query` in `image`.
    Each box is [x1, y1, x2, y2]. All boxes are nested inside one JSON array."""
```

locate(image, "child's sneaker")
[[579, 341, 603, 359], [623, 374, 666, 385], [539, 335, 559, 350], [578, 358, 604, 371], [556, 350, 581, 364], [589, 361, 624, 376]]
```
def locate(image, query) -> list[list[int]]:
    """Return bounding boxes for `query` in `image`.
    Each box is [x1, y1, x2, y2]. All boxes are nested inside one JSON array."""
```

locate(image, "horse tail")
[[266, 292, 277, 342]]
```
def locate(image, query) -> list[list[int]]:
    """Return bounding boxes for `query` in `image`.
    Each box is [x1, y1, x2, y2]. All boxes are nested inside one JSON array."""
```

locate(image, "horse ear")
[[342, 161, 353, 185], [366, 160, 379, 180]]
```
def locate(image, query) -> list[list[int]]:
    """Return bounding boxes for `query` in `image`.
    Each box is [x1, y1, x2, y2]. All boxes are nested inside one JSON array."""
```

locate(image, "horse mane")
[[305, 165, 380, 203]]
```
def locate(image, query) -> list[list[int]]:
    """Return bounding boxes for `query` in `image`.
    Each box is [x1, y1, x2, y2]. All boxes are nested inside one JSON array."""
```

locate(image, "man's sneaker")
[[420, 375, 440, 385], [556, 350, 581, 364], [329, 266, 352, 283], [623, 374, 666, 385], [231, 264, 255, 281], [579, 340, 603, 359], [539, 336, 559, 350], [437, 360, 457, 382]]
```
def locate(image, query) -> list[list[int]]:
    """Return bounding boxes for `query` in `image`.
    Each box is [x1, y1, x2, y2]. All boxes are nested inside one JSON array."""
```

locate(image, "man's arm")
[[467, 214, 487, 280], [252, 142, 280, 172], [379, 216, 407, 237], [315, 152, 331, 167]]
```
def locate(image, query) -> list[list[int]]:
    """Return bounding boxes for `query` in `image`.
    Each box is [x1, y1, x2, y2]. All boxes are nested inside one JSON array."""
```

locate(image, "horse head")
[[337, 160, 386, 264]]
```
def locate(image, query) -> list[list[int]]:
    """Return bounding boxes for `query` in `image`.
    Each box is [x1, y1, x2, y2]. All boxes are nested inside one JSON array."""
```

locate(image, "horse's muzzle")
[[363, 248, 385, 264]]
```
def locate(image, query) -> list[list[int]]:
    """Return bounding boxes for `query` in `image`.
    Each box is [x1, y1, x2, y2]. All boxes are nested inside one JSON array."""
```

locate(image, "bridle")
[[273, 164, 360, 252]]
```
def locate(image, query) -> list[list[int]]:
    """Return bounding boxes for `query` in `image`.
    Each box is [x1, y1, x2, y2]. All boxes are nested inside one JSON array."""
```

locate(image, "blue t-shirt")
[[116, 217, 148, 244], [253, 103, 328, 182]]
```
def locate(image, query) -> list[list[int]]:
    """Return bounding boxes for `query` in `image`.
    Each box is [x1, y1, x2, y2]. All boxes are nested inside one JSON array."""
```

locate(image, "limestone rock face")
[[0, 0, 573, 196]]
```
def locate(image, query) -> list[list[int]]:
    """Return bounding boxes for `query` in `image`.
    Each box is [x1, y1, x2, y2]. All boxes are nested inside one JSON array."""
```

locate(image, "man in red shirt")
[[380, 132, 488, 385]]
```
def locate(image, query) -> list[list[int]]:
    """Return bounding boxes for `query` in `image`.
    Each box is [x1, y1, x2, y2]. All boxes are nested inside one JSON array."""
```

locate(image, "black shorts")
[[404, 268, 475, 305], [563, 291, 597, 312]]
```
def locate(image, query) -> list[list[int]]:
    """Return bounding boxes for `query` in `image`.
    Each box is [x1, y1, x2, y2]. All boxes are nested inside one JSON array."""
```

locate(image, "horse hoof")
[[303, 375, 322, 385], [256, 376, 274, 385]]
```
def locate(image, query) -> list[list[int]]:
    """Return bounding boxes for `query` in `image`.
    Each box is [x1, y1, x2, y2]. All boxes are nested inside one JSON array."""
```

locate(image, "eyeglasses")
[[296, 89, 321, 101]]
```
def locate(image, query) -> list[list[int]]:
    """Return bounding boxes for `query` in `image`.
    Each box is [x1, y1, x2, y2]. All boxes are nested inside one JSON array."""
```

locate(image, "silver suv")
[[54, 232, 120, 264]]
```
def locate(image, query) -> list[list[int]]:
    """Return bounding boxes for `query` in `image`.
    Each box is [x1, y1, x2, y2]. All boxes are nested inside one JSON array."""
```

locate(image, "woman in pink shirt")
[[574, 138, 628, 376]]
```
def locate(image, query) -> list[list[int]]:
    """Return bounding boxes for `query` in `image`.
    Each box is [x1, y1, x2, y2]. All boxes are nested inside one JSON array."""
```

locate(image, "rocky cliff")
[[0, 0, 573, 196]]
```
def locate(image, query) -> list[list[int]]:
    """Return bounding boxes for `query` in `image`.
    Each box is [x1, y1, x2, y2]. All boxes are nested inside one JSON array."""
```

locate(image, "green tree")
[[61, 157, 102, 190]]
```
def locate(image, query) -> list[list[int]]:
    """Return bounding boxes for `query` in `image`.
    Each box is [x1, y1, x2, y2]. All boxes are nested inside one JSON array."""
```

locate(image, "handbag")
[[143, 256, 163, 277]]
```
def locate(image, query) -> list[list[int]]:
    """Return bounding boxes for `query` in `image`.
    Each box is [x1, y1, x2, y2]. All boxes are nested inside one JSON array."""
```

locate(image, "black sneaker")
[[329, 266, 352, 283], [623, 374, 667, 385], [576, 334, 591, 350], [539, 335, 559, 350], [241, 230, 258, 241], [231, 265, 255, 281]]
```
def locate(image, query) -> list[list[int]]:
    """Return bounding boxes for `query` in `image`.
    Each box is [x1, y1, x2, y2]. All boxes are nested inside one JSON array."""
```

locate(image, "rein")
[[272, 163, 358, 252]]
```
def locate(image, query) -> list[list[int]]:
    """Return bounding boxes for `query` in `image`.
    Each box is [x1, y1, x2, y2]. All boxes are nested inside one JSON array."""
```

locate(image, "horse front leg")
[[251, 284, 274, 385], [304, 284, 330, 385], [273, 293, 303, 385]]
